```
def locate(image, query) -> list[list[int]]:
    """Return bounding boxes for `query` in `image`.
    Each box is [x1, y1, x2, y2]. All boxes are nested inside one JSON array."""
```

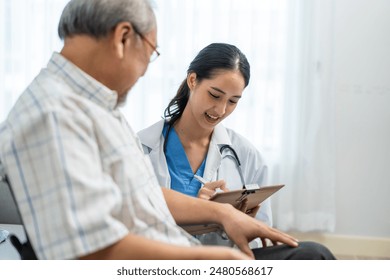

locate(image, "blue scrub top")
[[163, 123, 206, 197]]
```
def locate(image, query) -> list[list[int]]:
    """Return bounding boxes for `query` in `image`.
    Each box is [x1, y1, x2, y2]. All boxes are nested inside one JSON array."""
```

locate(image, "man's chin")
[[116, 89, 131, 107]]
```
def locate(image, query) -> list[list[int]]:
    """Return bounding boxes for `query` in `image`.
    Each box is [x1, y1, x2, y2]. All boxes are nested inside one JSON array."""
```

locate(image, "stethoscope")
[[219, 144, 246, 187], [218, 145, 251, 242]]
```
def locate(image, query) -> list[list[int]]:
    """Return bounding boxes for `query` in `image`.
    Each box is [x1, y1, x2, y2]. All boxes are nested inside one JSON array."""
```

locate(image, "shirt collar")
[[47, 52, 118, 111], [138, 119, 166, 150], [138, 120, 232, 150], [211, 123, 232, 146]]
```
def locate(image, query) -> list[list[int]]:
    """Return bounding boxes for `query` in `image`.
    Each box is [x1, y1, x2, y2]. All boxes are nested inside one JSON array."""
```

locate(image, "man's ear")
[[187, 72, 197, 90], [112, 22, 133, 59]]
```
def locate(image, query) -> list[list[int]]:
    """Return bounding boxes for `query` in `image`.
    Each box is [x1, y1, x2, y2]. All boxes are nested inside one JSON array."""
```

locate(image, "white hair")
[[58, 0, 155, 39]]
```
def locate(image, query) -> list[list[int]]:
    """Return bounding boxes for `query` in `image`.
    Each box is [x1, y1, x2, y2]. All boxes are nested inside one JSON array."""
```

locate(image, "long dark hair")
[[164, 43, 250, 125], [162, 43, 250, 152]]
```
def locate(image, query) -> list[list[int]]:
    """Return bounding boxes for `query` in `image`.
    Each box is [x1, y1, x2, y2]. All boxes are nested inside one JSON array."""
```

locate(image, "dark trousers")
[[252, 241, 336, 260]]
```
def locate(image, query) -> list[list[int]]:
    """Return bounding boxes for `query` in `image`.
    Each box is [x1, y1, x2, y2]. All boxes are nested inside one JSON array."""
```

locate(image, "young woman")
[[138, 43, 271, 247]]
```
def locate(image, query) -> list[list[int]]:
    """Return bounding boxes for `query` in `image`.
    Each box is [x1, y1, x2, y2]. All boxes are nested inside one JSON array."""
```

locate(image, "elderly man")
[[0, 0, 334, 260]]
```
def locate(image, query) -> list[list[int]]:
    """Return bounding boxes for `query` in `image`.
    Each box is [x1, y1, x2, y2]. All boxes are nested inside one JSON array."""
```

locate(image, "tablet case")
[[179, 184, 284, 235]]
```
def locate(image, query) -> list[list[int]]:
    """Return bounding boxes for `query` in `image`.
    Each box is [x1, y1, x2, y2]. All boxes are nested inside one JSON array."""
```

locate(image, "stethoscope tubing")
[[219, 144, 246, 187]]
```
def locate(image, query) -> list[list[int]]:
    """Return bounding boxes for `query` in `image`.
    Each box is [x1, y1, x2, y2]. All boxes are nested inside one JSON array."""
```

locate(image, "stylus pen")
[[194, 174, 208, 185]]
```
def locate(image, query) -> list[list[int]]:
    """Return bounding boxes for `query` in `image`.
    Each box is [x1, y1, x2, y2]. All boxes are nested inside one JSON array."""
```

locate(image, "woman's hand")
[[197, 180, 228, 200]]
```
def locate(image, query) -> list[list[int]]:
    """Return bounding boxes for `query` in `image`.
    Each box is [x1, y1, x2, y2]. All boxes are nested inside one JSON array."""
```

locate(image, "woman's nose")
[[214, 101, 227, 116]]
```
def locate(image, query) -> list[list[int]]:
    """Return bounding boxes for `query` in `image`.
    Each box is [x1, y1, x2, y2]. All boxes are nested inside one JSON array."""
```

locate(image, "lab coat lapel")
[[138, 120, 171, 188], [137, 120, 165, 151], [203, 124, 232, 181]]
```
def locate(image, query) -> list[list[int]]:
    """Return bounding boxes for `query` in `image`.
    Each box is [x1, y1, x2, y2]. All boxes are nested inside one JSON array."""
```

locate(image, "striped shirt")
[[0, 52, 199, 259]]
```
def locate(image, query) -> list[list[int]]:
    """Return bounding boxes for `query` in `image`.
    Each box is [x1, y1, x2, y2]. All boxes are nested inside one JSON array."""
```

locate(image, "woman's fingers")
[[238, 200, 260, 218], [238, 199, 248, 212], [198, 187, 216, 199], [203, 180, 227, 191], [197, 180, 228, 200], [246, 205, 260, 217]]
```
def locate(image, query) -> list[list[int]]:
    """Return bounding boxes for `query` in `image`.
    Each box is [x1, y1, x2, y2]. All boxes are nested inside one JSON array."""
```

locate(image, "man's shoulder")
[[7, 69, 61, 115], [6, 70, 102, 138], [22, 69, 100, 115]]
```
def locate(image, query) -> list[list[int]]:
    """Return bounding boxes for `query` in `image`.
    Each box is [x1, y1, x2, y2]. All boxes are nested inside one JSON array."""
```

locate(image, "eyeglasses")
[[134, 29, 160, 62]]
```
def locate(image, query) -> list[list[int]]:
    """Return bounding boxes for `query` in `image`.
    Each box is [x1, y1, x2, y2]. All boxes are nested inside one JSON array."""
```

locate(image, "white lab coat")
[[138, 120, 272, 247]]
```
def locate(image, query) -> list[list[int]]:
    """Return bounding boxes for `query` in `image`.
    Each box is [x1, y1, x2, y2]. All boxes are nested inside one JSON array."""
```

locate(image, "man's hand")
[[193, 246, 253, 260], [162, 188, 298, 258], [197, 180, 228, 200]]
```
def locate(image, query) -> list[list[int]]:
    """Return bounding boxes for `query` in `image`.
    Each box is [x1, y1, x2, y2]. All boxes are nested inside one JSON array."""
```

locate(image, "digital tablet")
[[180, 184, 285, 235]]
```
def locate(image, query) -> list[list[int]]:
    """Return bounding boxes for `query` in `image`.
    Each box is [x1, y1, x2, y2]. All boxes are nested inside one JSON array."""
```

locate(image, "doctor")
[[138, 43, 271, 247]]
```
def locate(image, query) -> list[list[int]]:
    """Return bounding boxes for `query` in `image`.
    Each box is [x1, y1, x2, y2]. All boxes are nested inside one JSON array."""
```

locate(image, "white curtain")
[[0, 0, 335, 232], [0, 0, 68, 120], [271, 0, 336, 232]]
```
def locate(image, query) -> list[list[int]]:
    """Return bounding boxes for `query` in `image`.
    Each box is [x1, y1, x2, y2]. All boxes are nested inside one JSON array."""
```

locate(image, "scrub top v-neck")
[[163, 124, 206, 197]]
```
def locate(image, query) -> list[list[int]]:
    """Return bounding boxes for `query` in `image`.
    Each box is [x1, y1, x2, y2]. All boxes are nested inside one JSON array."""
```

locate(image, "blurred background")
[[1, 0, 389, 258]]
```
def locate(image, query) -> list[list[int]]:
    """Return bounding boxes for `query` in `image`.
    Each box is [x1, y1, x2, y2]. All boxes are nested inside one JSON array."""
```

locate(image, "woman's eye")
[[208, 91, 219, 99], [229, 100, 238, 104]]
